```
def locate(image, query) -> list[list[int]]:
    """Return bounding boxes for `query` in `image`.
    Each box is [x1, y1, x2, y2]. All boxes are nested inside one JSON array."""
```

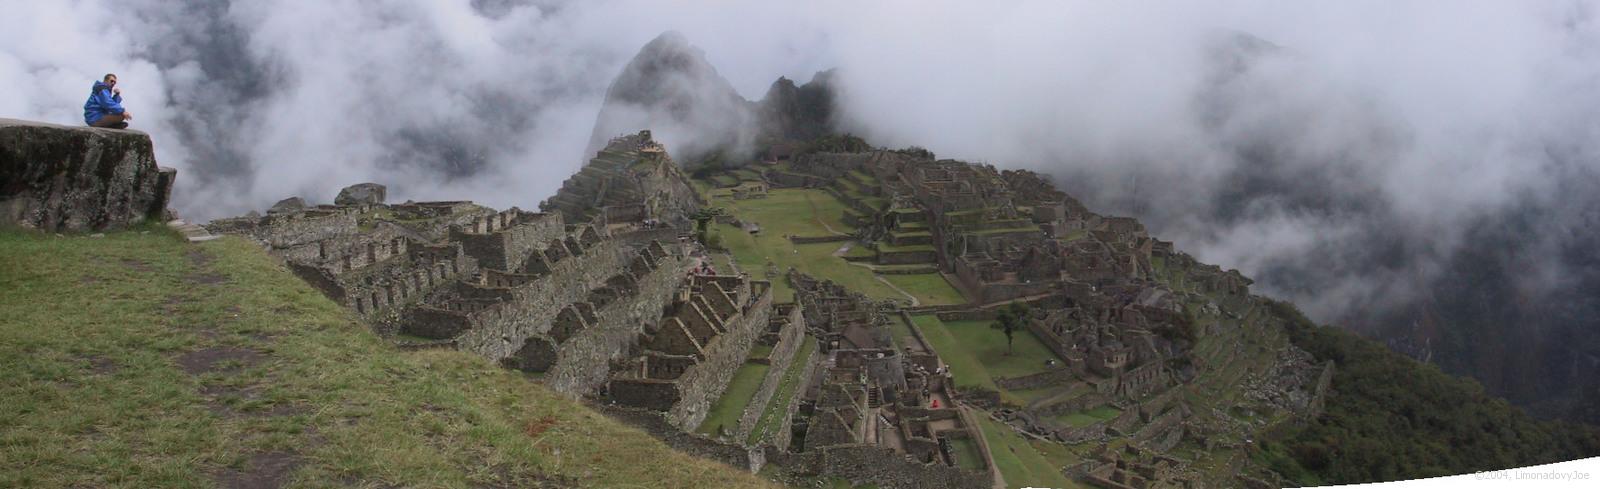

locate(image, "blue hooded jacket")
[[83, 81, 125, 125]]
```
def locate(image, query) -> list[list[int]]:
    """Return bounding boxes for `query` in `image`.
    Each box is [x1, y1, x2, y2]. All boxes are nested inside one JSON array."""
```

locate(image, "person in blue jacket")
[[83, 73, 133, 129]]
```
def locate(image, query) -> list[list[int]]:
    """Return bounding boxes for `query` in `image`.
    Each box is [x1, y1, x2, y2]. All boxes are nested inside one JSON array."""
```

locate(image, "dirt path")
[[803, 192, 849, 236], [175, 247, 311, 488], [832, 242, 854, 257], [876, 274, 921, 306], [839, 260, 920, 305]]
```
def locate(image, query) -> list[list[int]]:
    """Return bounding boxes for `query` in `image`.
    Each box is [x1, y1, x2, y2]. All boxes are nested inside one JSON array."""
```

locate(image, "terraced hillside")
[[690, 148, 1600, 488]]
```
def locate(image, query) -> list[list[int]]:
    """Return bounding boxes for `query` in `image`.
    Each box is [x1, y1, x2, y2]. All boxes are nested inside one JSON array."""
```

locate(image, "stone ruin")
[[191, 124, 1333, 488], [541, 130, 703, 228], [787, 272, 989, 477], [208, 131, 705, 398], [606, 273, 776, 429], [757, 147, 1331, 487]]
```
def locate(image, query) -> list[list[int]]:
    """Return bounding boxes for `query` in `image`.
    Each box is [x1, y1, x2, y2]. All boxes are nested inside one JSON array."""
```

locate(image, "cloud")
[[4, 0, 1599, 333]]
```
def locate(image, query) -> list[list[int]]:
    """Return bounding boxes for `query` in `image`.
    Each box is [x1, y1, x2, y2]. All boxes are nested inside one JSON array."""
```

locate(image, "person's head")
[[103, 74, 117, 87]]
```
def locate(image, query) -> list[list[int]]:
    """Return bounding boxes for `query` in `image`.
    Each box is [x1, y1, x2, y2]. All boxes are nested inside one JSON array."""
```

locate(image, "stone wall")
[[769, 443, 990, 489], [545, 244, 689, 396], [769, 340, 822, 451], [254, 210, 360, 249], [789, 235, 852, 244], [736, 313, 807, 440], [666, 289, 773, 429], [876, 249, 938, 265], [595, 404, 765, 473], [933, 309, 997, 322], [1, 119, 175, 232], [448, 239, 626, 359], [448, 210, 564, 272], [995, 368, 1074, 391]]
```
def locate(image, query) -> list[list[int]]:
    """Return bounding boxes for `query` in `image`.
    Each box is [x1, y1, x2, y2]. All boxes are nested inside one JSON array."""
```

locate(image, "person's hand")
[[124, 111, 133, 121], [112, 87, 121, 96]]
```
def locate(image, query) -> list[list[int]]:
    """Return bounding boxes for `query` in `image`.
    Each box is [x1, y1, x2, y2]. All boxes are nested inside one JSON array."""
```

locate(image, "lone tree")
[[995, 303, 1029, 355]]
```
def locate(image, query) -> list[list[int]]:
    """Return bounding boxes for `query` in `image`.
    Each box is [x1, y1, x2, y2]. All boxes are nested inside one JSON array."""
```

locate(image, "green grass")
[[749, 336, 816, 444], [0, 227, 772, 488], [974, 414, 1078, 488], [1009, 387, 1060, 405], [842, 244, 877, 259], [910, 315, 1001, 394], [908, 316, 1062, 404], [1056, 406, 1120, 428], [939, 320, 1062, 380], [695, 362, 771, 437], [882, 274, 967, 306], [875, 242, 935, 253], [709, 188, 962, 304], [847, 170, 876, 184], [948, 437, 986, 471], [748, 343, 774, 360], [888, 316, 919, 350]]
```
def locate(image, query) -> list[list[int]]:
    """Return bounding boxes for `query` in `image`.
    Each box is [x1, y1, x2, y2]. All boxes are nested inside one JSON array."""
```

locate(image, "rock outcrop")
[[759, 70, 838, 142], [0, 118, 175, 232], [335, 183, 387, 206], [269, 197, 308, 214]]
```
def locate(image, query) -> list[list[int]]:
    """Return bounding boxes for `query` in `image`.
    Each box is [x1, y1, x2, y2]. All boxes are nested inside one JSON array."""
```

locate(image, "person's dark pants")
[[90, 114, 129, 129]]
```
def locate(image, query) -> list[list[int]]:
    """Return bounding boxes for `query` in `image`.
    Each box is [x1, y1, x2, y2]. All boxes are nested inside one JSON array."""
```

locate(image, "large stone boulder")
[[267, 197, 307, 214], [0, 118, 176, 232], [334, 182, 386, 206]]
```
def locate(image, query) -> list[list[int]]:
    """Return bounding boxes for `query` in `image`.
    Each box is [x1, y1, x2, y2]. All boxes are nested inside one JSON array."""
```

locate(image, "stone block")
[[0, 118, 174, 231], [335, 182, 387, 206]]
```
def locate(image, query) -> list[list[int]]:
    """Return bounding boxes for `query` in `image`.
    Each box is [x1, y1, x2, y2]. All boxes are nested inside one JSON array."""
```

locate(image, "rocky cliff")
[[0, 119, 175, 232]]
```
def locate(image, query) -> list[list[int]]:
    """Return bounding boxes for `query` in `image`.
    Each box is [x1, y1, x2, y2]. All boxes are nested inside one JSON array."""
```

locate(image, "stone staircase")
[[167, 219, 220, 243]]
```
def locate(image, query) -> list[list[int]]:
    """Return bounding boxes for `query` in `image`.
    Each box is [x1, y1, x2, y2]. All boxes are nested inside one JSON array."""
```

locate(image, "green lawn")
[[1009, 387, 1061, 405], [974, 414, 1078, 488], [0, 227, 771, 488], [940, 320, 1063, 380], [882, 274, 967, 306], [710, 188, 962, 305], [908, 316, 1062, 404], [748, 343, 774, 361], [1056, 405, 1121, 428], [696, 362, 771, 437], [749, 336, 817, 444], [948, 437, 986, 471], [888, 316, 920, 350], [910, 315, 1002, 394], [842, 244, 877, 259]]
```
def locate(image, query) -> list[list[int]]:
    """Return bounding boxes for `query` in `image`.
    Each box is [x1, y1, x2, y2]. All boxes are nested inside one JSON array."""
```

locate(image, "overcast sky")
[[4, 0, 1598, 324]]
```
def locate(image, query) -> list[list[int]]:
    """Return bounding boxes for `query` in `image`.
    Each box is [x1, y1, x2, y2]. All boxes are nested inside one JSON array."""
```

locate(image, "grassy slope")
[[0, 227, 771, 488]]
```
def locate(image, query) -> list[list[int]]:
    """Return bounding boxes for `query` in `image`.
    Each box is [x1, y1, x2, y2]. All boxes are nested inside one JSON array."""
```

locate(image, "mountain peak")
[[586, 32, 755, 161]]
